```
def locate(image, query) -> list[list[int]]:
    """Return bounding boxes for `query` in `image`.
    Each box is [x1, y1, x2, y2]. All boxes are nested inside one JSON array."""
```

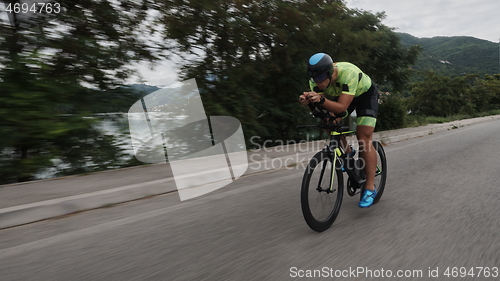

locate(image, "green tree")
[[154, 0, 421, 145], [481, 75, 500, 110], [408, 72, 468, 117], [376, 93, 407, 131], [0, 0, 161, 183], [460, 75, 497, 114]]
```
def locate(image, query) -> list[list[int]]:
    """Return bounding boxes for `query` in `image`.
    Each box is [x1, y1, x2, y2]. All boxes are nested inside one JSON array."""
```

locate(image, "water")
[[35, 113, 136, 179]]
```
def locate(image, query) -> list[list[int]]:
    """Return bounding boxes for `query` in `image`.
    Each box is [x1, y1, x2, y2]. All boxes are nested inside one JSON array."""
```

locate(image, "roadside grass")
[[405, 109, 500, 128]]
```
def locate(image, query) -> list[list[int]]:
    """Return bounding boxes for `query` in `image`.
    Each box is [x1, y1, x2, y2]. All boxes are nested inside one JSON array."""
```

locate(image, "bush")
[[375, 94, 407, 131]]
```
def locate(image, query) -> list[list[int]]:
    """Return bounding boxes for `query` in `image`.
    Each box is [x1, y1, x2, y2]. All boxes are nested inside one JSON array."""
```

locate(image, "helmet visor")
[[312, 73, 328, 84]]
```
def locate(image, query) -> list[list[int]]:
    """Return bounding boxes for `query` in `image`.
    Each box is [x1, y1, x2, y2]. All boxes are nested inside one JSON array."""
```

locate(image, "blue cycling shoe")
[[358, 188, 377, 208]]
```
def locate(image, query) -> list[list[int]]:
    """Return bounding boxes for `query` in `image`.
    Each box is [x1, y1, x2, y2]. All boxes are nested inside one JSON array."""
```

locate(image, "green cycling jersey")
[[309, 62, 372, 98]]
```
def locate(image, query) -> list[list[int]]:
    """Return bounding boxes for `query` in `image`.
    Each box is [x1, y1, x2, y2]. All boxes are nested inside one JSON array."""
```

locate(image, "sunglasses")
[[312, 73, 328, 84]]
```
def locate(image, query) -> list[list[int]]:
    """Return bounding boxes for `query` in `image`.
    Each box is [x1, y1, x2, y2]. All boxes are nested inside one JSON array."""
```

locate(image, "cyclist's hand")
[[304, 92, 322, 103], [299, 94, 310, 105]]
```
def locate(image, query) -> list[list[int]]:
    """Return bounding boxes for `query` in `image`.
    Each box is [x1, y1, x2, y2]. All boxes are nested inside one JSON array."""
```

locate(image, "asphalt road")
[[0, 120, 499, 281]]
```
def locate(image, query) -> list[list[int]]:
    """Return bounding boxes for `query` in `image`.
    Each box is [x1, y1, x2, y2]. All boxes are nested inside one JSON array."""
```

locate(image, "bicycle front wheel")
[[301, 151, 344, 232]]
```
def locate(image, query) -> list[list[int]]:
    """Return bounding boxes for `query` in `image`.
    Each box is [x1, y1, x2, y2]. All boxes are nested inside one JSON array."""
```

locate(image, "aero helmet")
[[307, 53, 334, 83]]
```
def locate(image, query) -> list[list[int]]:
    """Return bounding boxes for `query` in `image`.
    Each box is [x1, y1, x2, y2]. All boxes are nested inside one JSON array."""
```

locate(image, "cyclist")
[[299, 53, 380, 208]]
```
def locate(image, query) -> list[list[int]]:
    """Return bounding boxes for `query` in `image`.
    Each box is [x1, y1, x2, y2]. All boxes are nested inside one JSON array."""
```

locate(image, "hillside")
[[126, 84, 162, 96], [398, 33, 500, 77]]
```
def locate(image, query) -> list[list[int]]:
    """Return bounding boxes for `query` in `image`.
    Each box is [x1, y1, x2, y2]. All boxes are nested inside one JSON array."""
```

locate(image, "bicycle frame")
[[298, 120, 366, 191], [326, 129, 366, 189]]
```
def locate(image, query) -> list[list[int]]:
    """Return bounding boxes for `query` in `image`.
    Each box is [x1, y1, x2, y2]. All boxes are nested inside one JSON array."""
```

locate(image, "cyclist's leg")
[[354, 84, 379, 192], [340, 100, 358, 154], [340, 135, 350, 154], [327, 97, 353, 154], [356, 125, 376, 191]]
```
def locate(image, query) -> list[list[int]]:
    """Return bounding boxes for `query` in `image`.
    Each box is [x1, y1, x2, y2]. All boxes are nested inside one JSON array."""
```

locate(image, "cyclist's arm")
[[305, 92, 353, 115], [322, 93, 353, 114]]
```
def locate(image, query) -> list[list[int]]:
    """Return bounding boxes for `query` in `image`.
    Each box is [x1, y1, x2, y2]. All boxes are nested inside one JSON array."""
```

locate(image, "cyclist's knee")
[[356, 126, 374, 151], [356, 125, 373, 139], [357, 139, 372, 152]]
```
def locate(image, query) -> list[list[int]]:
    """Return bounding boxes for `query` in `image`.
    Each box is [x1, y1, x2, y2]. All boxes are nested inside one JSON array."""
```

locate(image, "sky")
[[345, 0, 500, 43]]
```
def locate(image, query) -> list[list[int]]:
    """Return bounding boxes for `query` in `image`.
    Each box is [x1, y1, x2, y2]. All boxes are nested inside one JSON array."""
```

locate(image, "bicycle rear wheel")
[[301, 151, 344, 232], [372, 141, 387, 204]]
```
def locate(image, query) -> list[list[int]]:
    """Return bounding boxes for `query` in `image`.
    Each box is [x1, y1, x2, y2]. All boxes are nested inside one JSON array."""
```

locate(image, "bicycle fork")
[[316, 156, 334, 193], [316, 148, 343, 194]]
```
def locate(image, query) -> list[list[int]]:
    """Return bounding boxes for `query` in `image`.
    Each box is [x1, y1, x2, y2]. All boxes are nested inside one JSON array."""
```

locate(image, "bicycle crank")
[[346, 178, 360, 196]]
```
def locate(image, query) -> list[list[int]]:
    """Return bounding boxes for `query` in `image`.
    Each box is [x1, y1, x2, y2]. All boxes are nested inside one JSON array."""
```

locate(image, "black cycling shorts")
[[346, 83, 379, 127], [349, 84, 378, 116]]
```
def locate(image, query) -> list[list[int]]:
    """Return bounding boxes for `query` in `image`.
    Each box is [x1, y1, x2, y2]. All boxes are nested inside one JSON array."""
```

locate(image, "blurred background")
[[1, 0, 499, 185]]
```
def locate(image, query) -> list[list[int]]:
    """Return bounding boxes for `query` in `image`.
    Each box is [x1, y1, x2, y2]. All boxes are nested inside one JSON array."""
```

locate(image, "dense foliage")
[[0, 0, 426, 184], [154, 0, 420, 146], [0, 0, 160, 183], [376, 93, 407, 131], [375, 73, 500, 131], [409, 72, 500, 116]]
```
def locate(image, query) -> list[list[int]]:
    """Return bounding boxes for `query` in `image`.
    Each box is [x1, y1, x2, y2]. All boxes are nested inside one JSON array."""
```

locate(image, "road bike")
[[297, 103, 387, 232]]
